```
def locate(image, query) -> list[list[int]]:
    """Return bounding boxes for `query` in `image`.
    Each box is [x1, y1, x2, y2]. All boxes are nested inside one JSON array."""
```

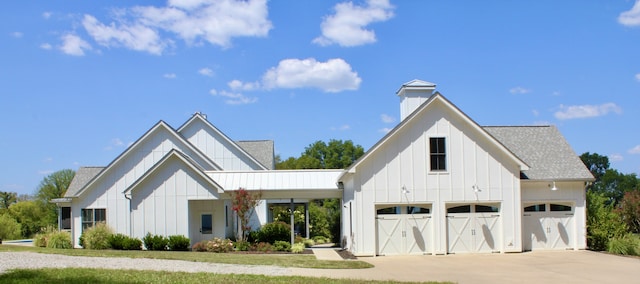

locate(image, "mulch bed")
[[335, 248, 358, 260]]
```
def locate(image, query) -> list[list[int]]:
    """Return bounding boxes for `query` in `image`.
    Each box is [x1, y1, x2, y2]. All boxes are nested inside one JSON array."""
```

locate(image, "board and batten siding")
[[343, 103, 523, 255], [179, 119, 263, 171], [71, 127, 217, 247]]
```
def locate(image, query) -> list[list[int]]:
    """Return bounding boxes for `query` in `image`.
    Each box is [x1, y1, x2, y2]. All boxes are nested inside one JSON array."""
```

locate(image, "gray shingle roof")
[[64, 167, 104, 197], [236, 140, 275, 170], [484, 126, 594, 181]]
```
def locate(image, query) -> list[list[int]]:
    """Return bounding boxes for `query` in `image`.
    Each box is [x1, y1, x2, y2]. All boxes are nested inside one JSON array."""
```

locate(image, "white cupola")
[[396, 79, 436, 121]]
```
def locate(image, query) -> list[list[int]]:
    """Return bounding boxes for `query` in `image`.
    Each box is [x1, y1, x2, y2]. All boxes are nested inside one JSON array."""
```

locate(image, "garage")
[[447, 203, 501, 254], [523, 202, 574, 250], [376, 205, 432, 255]]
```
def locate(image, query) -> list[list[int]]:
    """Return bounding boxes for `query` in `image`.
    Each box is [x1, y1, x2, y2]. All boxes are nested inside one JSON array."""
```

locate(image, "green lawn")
[[0, 244, 372, 269], [0, 268, 445, 284]]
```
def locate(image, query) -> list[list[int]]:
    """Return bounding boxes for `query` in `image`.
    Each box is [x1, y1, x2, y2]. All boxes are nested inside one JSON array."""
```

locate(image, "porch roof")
[[206, 170, 343, 192]]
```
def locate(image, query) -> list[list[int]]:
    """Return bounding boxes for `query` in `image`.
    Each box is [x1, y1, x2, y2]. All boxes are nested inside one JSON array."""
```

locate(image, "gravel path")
[[0, 252, 291, 276]]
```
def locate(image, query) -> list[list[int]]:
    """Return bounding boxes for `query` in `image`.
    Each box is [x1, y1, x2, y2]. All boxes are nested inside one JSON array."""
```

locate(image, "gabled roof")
[[70, 120, 222, 198], [236, 140, 275, 170], [64, 167, 104, 197], [484, 126, 594, 181], [396, 79, 436, 93], [177, 113, 269, 170], [123, 149, 224, 196], [340, 92, 529, 180]]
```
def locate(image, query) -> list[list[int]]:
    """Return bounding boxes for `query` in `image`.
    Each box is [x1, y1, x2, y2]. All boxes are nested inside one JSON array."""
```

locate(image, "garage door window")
[[475, 205, 499, 213], [447, 205, 471, 213], [524, 204, 546, 212], [377, 206, 400, 215], [408, 206, 430, 214], [550, 204, 572, 212]]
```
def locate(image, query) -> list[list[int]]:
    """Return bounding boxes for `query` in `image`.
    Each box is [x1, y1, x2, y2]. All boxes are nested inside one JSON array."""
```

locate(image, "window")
[[430, 137, 446, 171], [376, 206, 400, 215], [447, 205, 471, 213], [81, 208, 106, 231], [524, 204, 546, 212], [550, 204, 572, 212], [407, 206, 430, 214], [60, 207, 71, 230], [475, 205, 500, 213], [201, 213, 213, 234]]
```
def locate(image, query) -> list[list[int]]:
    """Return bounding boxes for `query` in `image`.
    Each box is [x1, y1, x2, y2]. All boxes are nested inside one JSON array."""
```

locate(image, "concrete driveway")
[[290, 250, 640, 283]]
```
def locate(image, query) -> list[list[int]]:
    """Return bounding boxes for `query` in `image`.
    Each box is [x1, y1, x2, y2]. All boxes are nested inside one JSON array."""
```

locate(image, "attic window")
[[430, 137, 447, 171]]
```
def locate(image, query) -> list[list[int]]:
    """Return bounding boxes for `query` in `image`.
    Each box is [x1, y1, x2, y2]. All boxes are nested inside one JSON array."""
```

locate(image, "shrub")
[[192, 241, 208, 252], [303, 238, 315, 248], [273, 240, 291, 252], [254, 222, 291, 244], [46, 231, 72, 249], [291, 242, 305, 253], [0, 213, 22, 241], [168, 235, 190, 251], [234, 240, 251, 251], [81, 222, 113, 250], [587, 191, 628, 251], [108, 234, 127, 250], [255, 242, 273, 252], [143, 233, 168, 251], [122, 237, 142, 250], [33, 225, 58, 247], [607, 235, 640, 256], [206, 238, 234, 253], [313, 235, 328, 244]]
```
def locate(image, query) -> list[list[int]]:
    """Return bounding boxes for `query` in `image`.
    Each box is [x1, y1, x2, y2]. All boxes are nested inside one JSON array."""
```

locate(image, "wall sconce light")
[[401, 186, 410, 194], [551, 181, 558, 191], [472, 185, 481, 193]]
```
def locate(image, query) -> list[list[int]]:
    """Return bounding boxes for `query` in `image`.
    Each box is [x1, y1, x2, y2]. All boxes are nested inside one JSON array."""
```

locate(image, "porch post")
[[305, 202, 309, 239], [290, 198, 295, 244]]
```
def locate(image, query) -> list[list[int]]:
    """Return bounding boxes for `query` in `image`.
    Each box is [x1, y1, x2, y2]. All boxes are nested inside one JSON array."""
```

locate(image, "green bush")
[[81, 222, 113, 250], [46, 231, 72, 249], [108, 234, 127, 250], [33, 226, 58, 247], [234, 240, 251, 251], [587, 191, 628, 251], [168, 235, 190, 251], [0, 213, 22, 241], [273, 240, 291, 252], [205, 238, 234, 253], [255, 242, 273, 252], [254, 222, 291, 244], [122, 237, 142, 250], [607, 235, 640, 255], [303, 238, 315, 248], [313, 235, 328, 244], [143, 233, 168, 251], [291, 242, 305, 253]]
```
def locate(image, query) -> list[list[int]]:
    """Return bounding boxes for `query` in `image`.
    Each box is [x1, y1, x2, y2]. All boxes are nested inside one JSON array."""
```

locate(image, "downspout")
[[124, 193, 132, 237]]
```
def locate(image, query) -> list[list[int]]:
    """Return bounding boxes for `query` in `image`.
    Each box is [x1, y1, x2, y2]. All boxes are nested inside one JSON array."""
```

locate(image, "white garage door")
[[376, 205, 432, 255], [447, 204, 501, 254], [523, 203, 574, 251]]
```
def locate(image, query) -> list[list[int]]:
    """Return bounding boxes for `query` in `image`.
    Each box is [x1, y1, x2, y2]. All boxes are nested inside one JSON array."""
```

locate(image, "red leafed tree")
[[230, 188, 263, 242]]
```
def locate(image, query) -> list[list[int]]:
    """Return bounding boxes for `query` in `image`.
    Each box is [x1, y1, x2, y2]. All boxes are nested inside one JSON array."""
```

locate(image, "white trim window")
[[81, 208, 106, 231]]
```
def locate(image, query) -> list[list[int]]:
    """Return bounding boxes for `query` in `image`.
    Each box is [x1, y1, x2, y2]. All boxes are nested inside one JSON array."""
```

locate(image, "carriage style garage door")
[[376, 205, 432, 255], [523, 203, 574, 251], [447, 204, 501, 254]]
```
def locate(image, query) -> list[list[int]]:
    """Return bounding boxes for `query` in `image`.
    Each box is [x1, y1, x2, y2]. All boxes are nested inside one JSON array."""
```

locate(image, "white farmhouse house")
[[55, 79, 593, 256]]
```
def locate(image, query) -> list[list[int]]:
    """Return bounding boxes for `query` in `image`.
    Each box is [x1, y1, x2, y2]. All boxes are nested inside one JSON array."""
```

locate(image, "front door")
[[200, 213, 213, 241]]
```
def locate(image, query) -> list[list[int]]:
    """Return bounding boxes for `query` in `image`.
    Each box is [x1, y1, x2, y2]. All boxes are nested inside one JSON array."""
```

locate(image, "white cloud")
[[635, 73, 640, 82], [629, 145, 640, 154], [609, 153, 624, 162], [532, 109, 540, 117], [228, 79, 260, 91], [198, 67, 214, 77], [262, 58, 361, 92], [210, 89, 257, 105], [331, 125, 351, 131], [554, 103, 622, 120], [134, 0, 272, 48], [10, 32, 23, 38], [381, 114, 395, 123], [82, 14, 167, 55], [313, 0, 394, 47], [40, 43, 52, 50], [163, 73, 177, 79], [43, 12, 52, 19], [60, 34, 92, 56], [43, 157, 53, 163], [104, 138, 126, 150], [38, 170, 54, 175], [619, 0, 640, 26], [379, 127, 393, 134], [509, 86, 531, 94]]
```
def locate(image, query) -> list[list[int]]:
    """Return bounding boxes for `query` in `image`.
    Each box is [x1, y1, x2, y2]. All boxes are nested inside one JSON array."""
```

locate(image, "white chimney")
[[396, 79, 436, 121]]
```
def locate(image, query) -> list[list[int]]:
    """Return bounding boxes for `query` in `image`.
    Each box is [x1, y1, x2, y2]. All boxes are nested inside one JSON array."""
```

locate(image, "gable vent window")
[[430, 137, 447, 171]]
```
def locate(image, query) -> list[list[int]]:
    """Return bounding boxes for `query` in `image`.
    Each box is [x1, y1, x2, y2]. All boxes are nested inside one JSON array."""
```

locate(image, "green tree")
[[8, 200, 46, 237], [0, 191, 17, 212], [230, 188, 262, 242], [618, 190, 640, 233], [586, 191, 628, 251], [0, 213, 22, 240], [580, 152, 610, 183], [35, 169, 75, 226]]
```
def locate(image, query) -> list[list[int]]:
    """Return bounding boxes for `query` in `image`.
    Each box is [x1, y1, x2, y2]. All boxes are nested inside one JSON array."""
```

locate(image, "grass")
[[0, 244, 373, 269], [0, 268, 445, 284]]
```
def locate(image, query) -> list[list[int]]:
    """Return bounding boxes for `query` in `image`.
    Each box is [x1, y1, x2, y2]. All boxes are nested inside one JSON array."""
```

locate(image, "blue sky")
[[2, 0, 640, 196]]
